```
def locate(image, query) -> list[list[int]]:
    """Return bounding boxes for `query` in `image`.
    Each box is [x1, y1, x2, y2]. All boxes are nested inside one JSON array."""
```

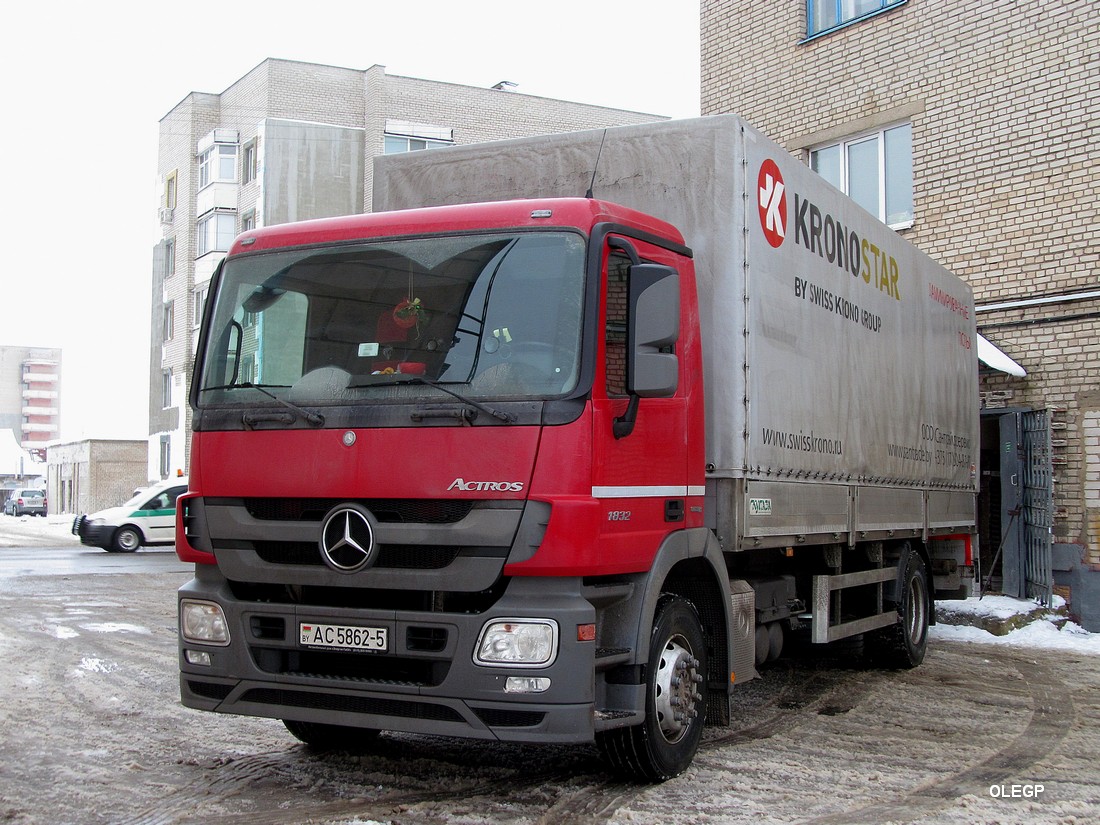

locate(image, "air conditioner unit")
[[159, 207, 175, 224]]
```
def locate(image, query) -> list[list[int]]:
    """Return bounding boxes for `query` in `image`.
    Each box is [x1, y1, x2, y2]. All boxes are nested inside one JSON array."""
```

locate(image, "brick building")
[[151, 59, 664, 483], [700, 0, 1099, 625], [46, 439, 147, 516]]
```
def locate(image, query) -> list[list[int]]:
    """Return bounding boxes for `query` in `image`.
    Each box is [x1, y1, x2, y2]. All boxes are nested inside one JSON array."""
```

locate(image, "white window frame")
[[242, 140, 258, 184], [383, 134, 452, 154], [159, 435, 171, 478], [162, 301, 174, 342], [193, 285, 209, 331], [197, 211, 237, 257], [162, 370, 172, 408], [809, 122, 913, 230], [198, 143, 238, 189]]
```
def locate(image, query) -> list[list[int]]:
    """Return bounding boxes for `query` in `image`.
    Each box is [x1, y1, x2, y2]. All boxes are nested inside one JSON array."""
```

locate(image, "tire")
[[282, 719, 381, 752], [597, 595, 707, 782], [867, 546, 929, 669], [112, 526, 142, 553]]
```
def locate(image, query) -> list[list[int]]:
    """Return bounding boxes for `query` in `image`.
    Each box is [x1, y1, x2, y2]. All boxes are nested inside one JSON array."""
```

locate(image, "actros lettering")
[[448, 478, 524, 492]]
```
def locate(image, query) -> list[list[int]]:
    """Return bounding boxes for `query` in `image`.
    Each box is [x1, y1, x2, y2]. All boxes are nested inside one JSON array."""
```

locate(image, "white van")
[[73, 477, 189, 552]]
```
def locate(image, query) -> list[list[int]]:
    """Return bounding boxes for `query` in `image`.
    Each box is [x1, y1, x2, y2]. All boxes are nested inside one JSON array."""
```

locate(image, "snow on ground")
[[932, 594, 1100, 656]]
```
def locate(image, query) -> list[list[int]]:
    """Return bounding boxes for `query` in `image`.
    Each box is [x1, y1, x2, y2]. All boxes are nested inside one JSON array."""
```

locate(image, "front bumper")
[[72, 515, 112, 548], [179, 568, 599, 744]]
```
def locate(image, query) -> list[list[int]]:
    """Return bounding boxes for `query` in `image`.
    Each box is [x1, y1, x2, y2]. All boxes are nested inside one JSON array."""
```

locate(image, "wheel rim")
[[905, 570, 927, 646], [118, 530, 139, 551], [652, 633, 702, 744]]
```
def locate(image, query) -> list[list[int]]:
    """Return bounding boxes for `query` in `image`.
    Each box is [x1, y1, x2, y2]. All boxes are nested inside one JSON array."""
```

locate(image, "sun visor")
[[977, 334, 1026, 377]]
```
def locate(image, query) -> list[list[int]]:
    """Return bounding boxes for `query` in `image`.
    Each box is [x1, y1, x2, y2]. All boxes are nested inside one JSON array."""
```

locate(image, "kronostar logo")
[[448, 478, 524, 492], [758, 159, 787, 248]]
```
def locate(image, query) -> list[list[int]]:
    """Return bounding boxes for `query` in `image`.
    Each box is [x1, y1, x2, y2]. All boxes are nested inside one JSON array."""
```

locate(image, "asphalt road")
[[0, 514, 190, 578], [1, 530, 1098, 824]]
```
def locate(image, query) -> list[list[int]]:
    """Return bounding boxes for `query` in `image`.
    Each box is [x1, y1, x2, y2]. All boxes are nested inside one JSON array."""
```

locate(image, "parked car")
[[4, 488, 46, 517], [72, 477, 188, 552]]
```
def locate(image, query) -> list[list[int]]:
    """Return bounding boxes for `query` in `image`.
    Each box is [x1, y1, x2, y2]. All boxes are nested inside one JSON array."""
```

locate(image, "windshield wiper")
[[203, 381, 325, 427], [354, 375, 515, 423]]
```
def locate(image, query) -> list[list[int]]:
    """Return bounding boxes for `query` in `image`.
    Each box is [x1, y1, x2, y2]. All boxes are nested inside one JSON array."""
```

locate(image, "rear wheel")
[[282, 719, 381, 752], [112, 526, 142, 553], [868, 546, 929, 669], [597, 595, 707, 782]]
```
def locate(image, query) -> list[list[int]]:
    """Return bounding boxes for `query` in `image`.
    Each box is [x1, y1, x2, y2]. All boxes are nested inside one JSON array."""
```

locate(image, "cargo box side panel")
[[855, 486, 925, 535], [374, 116, 752, 473], [741, 480, 849, 540], [740, 129, 978, 493]]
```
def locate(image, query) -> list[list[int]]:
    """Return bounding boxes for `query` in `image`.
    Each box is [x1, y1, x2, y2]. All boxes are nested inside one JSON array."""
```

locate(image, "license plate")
[[299, 622, 388, 652]]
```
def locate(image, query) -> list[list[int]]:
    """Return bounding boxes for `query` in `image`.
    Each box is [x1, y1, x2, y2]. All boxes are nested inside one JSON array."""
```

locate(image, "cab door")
[[589, 234, 703, 573]]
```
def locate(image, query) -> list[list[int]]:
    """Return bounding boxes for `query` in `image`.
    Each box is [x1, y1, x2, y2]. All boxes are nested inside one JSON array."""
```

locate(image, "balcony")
[[22, 422, 59, 433], [23, 372, 59, 384]]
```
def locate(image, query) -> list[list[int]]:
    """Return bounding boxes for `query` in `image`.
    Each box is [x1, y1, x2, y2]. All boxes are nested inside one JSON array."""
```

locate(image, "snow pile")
[[933, 594, 1100, 656]]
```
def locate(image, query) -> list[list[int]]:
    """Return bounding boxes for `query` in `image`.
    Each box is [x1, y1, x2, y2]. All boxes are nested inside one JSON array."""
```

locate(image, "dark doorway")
[[977, 408, 1054, 604]]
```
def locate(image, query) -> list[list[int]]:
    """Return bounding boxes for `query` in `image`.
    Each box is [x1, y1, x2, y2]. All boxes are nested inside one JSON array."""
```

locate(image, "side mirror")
[[627, 264, 679, 397]]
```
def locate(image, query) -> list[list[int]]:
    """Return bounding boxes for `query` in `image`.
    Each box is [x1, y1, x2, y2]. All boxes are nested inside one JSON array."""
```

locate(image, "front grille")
[[244, 498, 474, 524], [241, 688, 464, 723], [250, 646, 449, 686], [472, 708, 547, 728], [187, 680, 234, 701], [252, 542, 467, 569]]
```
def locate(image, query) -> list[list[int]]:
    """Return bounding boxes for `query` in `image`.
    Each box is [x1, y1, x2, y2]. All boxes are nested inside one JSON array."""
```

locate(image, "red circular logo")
[[757, 160, 787, 248]]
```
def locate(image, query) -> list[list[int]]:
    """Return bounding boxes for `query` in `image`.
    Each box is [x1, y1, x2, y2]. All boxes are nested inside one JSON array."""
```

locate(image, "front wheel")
[[867, 546, 929, 669], [112, 526, 142, 553], [282, 719, 381, 752], [597, 595, 707, 782]]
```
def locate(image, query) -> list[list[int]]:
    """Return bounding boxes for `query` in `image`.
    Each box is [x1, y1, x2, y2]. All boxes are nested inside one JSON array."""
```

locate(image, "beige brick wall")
[[701, 0, 1099, 554]]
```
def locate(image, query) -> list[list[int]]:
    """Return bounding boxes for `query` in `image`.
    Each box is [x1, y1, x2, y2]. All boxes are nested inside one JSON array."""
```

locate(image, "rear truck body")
[[178, 115, 978, 780]]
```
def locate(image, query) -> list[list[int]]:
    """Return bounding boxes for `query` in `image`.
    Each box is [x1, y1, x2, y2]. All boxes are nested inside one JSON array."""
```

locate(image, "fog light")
[[505, 676, 551, 693], [185, 649, 212, 666], [475, 619, 558, 667], [180, 599, 230, 645]]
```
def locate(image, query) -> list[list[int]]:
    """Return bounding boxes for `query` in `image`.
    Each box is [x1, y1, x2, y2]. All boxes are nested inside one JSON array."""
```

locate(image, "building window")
[[165, 172, 177, 209], [810, 123, 913, 228], [159, 435, 171, 478], [162, 370, 172, 408], [164, 239, 176, 278], [241, 210, 256, 232], [197, 211, 237, 257], [242, 140, 258, 184], [162, 302, 174, 342], [198, 143, 238, 188], [384, 134, 452, 154], [193, 285, 208, 330], [807, 0, 906, 37]]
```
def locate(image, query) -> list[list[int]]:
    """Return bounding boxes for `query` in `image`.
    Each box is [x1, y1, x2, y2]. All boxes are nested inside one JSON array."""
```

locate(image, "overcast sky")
[[0, 1, 700, 443]]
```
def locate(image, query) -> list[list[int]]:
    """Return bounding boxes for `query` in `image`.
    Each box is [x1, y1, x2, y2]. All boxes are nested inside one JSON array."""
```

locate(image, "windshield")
[[196, 232, 586, 408]]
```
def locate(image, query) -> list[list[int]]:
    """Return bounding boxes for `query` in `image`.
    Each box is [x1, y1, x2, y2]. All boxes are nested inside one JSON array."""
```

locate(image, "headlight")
[[474, 619, 558, 667], [180, 599, 230, 645]]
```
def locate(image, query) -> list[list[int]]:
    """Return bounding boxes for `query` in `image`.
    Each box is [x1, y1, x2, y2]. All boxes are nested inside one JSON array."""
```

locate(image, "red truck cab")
[[178, 198, 721, 780]]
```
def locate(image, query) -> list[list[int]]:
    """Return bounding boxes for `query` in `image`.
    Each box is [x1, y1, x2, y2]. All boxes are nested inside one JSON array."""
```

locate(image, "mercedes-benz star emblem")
[[319, 507, 376, 572]]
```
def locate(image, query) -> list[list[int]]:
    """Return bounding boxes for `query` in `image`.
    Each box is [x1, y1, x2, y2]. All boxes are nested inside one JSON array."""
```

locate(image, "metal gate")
[[1021, 409, 1054, 605]]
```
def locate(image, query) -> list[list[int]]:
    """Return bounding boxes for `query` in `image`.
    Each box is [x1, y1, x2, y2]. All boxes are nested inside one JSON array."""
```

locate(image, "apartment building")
[[151, 59, 664, 483], [0, 345, 62, 460], [701, 0, 1099, 625]]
